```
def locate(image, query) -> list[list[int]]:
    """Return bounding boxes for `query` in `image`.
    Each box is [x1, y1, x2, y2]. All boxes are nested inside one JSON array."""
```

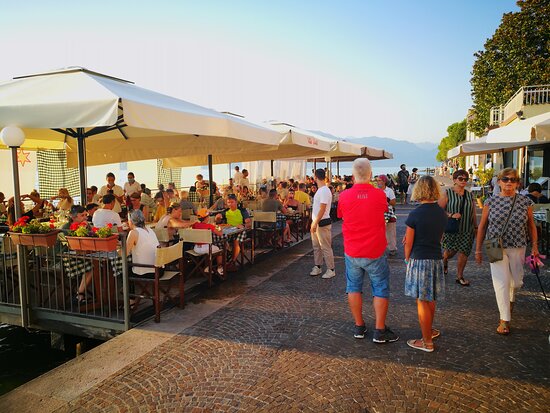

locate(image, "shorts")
[[194, 244, 220, 255], [345, 253, 390, 298]]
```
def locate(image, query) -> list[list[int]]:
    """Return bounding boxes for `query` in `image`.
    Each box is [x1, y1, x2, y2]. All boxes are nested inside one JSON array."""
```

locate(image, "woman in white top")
[[376, 175, 397, 255], [126, 210, 159, 277]]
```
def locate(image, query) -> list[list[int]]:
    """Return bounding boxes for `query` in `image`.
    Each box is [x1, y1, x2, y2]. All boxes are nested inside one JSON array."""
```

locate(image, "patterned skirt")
[[405, 259, 445, 301], [442, 231, 474, 256]]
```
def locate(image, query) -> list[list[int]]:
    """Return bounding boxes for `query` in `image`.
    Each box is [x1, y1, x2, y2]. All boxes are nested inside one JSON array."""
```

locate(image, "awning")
[[486, 112, 550, 144], [447, 136, 523, 159]]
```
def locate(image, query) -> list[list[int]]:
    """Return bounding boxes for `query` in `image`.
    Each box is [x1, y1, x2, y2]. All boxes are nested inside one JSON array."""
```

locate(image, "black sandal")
[[456, 277, 470, 286]]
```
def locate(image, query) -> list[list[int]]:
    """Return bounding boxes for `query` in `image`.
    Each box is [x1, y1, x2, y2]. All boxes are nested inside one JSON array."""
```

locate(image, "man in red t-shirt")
[[337, 158, 399, 344]]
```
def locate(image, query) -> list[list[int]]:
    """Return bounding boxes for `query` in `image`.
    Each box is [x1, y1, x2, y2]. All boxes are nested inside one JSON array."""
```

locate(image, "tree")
[[436, 119, 467, 161], [469, 0, 550, 136]]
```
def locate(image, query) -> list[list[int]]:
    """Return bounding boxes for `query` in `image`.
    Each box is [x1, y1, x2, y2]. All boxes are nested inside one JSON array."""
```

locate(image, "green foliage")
[[436, 119, 467, 161], [469, 0, 550, 136], [477, 167, 494, 198], [11, 217, 55, 234]]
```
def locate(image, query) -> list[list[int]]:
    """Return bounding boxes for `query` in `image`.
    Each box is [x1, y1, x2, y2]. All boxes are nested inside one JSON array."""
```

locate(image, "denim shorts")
[[345, 253, 390, 298]]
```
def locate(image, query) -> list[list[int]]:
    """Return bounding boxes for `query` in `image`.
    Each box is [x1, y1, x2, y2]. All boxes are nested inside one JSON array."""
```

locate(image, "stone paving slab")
[[6, 205, 550, 412]]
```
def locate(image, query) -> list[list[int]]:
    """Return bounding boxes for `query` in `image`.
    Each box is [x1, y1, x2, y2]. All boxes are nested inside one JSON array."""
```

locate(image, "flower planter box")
[[8, 230, 61, 248], [65, 235, 119, 252]]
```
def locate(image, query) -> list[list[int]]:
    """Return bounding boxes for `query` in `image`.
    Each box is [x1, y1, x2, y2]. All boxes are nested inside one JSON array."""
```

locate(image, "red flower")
[[92, 227, 98, 233], [79, 222, 87, 227], [70, 223, 79, 231], [106, 223, 113, 228], [21, 216, 30, 222], [49, 223, 55, 229]]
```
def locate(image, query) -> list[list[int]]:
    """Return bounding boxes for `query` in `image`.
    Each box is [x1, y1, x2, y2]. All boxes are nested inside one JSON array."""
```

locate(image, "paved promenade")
[[2, 204, 550, 412]]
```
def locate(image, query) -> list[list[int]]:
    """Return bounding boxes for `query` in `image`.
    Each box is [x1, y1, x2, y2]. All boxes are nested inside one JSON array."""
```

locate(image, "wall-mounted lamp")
[[516, 111, 524, 119]]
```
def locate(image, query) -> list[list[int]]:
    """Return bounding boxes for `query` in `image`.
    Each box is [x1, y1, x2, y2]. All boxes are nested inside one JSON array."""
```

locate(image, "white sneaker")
[[309, 266, 322, 276], [322, 269, 336, 279]]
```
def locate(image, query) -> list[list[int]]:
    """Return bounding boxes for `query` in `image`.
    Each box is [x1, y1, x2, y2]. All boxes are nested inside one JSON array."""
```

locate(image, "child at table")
[[192, 209, 224, 276]]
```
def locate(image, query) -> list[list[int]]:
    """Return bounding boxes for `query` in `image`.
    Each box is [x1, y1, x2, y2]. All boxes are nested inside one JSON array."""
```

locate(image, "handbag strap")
[[499, 195, 517, 239]]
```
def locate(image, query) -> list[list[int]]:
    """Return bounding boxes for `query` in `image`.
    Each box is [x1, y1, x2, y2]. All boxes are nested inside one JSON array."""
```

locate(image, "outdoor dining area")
[[0, 67, 392, 338]]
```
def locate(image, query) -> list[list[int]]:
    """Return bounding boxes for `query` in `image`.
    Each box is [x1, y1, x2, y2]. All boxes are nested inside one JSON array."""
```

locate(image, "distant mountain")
[[309, 131, 439, 168]]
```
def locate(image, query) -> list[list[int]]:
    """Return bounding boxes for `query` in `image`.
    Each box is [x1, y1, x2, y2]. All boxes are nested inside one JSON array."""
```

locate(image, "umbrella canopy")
[[486, 112, 550, 144], [447, 137, 524, 159], [308, 142, 392, 162], [0, 67, 283, 199], [161, 121, 333, 168]]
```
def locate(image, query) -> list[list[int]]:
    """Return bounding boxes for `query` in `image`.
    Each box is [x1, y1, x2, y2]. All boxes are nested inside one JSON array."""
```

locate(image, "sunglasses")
[[456, 177, 468, 182], [500, 177, 520, 183]]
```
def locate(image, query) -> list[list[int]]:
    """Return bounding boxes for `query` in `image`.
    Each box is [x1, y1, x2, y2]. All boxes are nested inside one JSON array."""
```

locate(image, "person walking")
[[438, 169, 477, 286], [338, 159, 399, 343], [404, 175, 447, 352], [397, 164, 409, 204], [376, 175, 397, 256], [309, 169, 335, 279], [475, 168, 538, 335], [407, 168, 419, 204]]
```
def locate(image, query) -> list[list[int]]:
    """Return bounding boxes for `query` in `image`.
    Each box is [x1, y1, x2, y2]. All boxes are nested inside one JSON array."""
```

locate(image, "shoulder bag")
[[482, 195, 517, 263], [444, 190, 465, 234]]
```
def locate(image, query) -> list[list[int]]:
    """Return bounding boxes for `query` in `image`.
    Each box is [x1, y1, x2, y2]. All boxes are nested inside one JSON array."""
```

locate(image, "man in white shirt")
[[98, 172, 125, 214], [309, 169, 335, 279], [233, 166, 243, 187], [240, 169, 250, 190], [124, 172, 141, 198], [92, 194, 122, 230]]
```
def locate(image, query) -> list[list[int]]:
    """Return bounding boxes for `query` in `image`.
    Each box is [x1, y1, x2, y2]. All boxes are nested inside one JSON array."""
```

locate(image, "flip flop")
[[456, 277, 470, 286], [431, 329, 441, 339], [496, 320, 510, 335]]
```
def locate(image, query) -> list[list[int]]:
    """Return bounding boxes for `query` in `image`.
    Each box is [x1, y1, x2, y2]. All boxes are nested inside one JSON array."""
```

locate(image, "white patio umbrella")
[[161, 121, 333, 168], [0, 67, 283, 201]]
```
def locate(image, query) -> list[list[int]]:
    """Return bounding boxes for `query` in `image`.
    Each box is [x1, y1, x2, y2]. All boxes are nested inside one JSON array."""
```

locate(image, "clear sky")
[[0, 0, 518, 143]]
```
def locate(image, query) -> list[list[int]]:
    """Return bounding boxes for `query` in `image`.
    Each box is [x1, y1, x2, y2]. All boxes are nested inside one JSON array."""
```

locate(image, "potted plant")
[[65, 222, 119, 252], [475, 167, 494, 208], [9, 216, 60, 247]]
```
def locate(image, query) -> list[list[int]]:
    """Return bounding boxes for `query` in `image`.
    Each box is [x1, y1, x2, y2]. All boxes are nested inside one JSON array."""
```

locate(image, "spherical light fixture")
[[1, 126, 25, 147]]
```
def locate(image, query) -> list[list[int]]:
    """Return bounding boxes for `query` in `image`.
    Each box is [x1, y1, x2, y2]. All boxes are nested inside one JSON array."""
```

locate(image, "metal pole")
[[120, 234, 130, 331], [337, 160, 340, 177], [313, 159, 317, 173], [11, 146, 28, 327], [208, 154, 214, 207], [77, 128, 87, 205], [270, 160, 274, 178]]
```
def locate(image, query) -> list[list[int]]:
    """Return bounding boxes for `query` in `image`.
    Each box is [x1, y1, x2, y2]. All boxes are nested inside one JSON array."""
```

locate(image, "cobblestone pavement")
[[60, 205, 549, 412]]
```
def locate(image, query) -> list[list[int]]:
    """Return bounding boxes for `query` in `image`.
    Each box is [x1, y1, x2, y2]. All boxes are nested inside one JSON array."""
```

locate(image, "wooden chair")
[[181, 208, 194, 220], [153, 226, 171, 247], [252, 211, 279, 254], [128, 241, 185, 323], [179, 228, 225, 287]]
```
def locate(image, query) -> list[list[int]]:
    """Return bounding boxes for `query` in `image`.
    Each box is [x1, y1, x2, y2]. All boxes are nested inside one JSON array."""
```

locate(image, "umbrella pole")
[[208, 154, 214, 207], [77, 128, 87, 205], [228, 162, 231, 182], [10, 146, 29, 327], [314, 159, 317, 173], [270, 160, 274, 179], [337, 161, 340, 177]]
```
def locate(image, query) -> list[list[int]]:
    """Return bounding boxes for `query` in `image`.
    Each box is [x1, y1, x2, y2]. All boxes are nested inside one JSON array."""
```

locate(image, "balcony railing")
[[490, 106, 504, 126], [490, 85, 550, 125]]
